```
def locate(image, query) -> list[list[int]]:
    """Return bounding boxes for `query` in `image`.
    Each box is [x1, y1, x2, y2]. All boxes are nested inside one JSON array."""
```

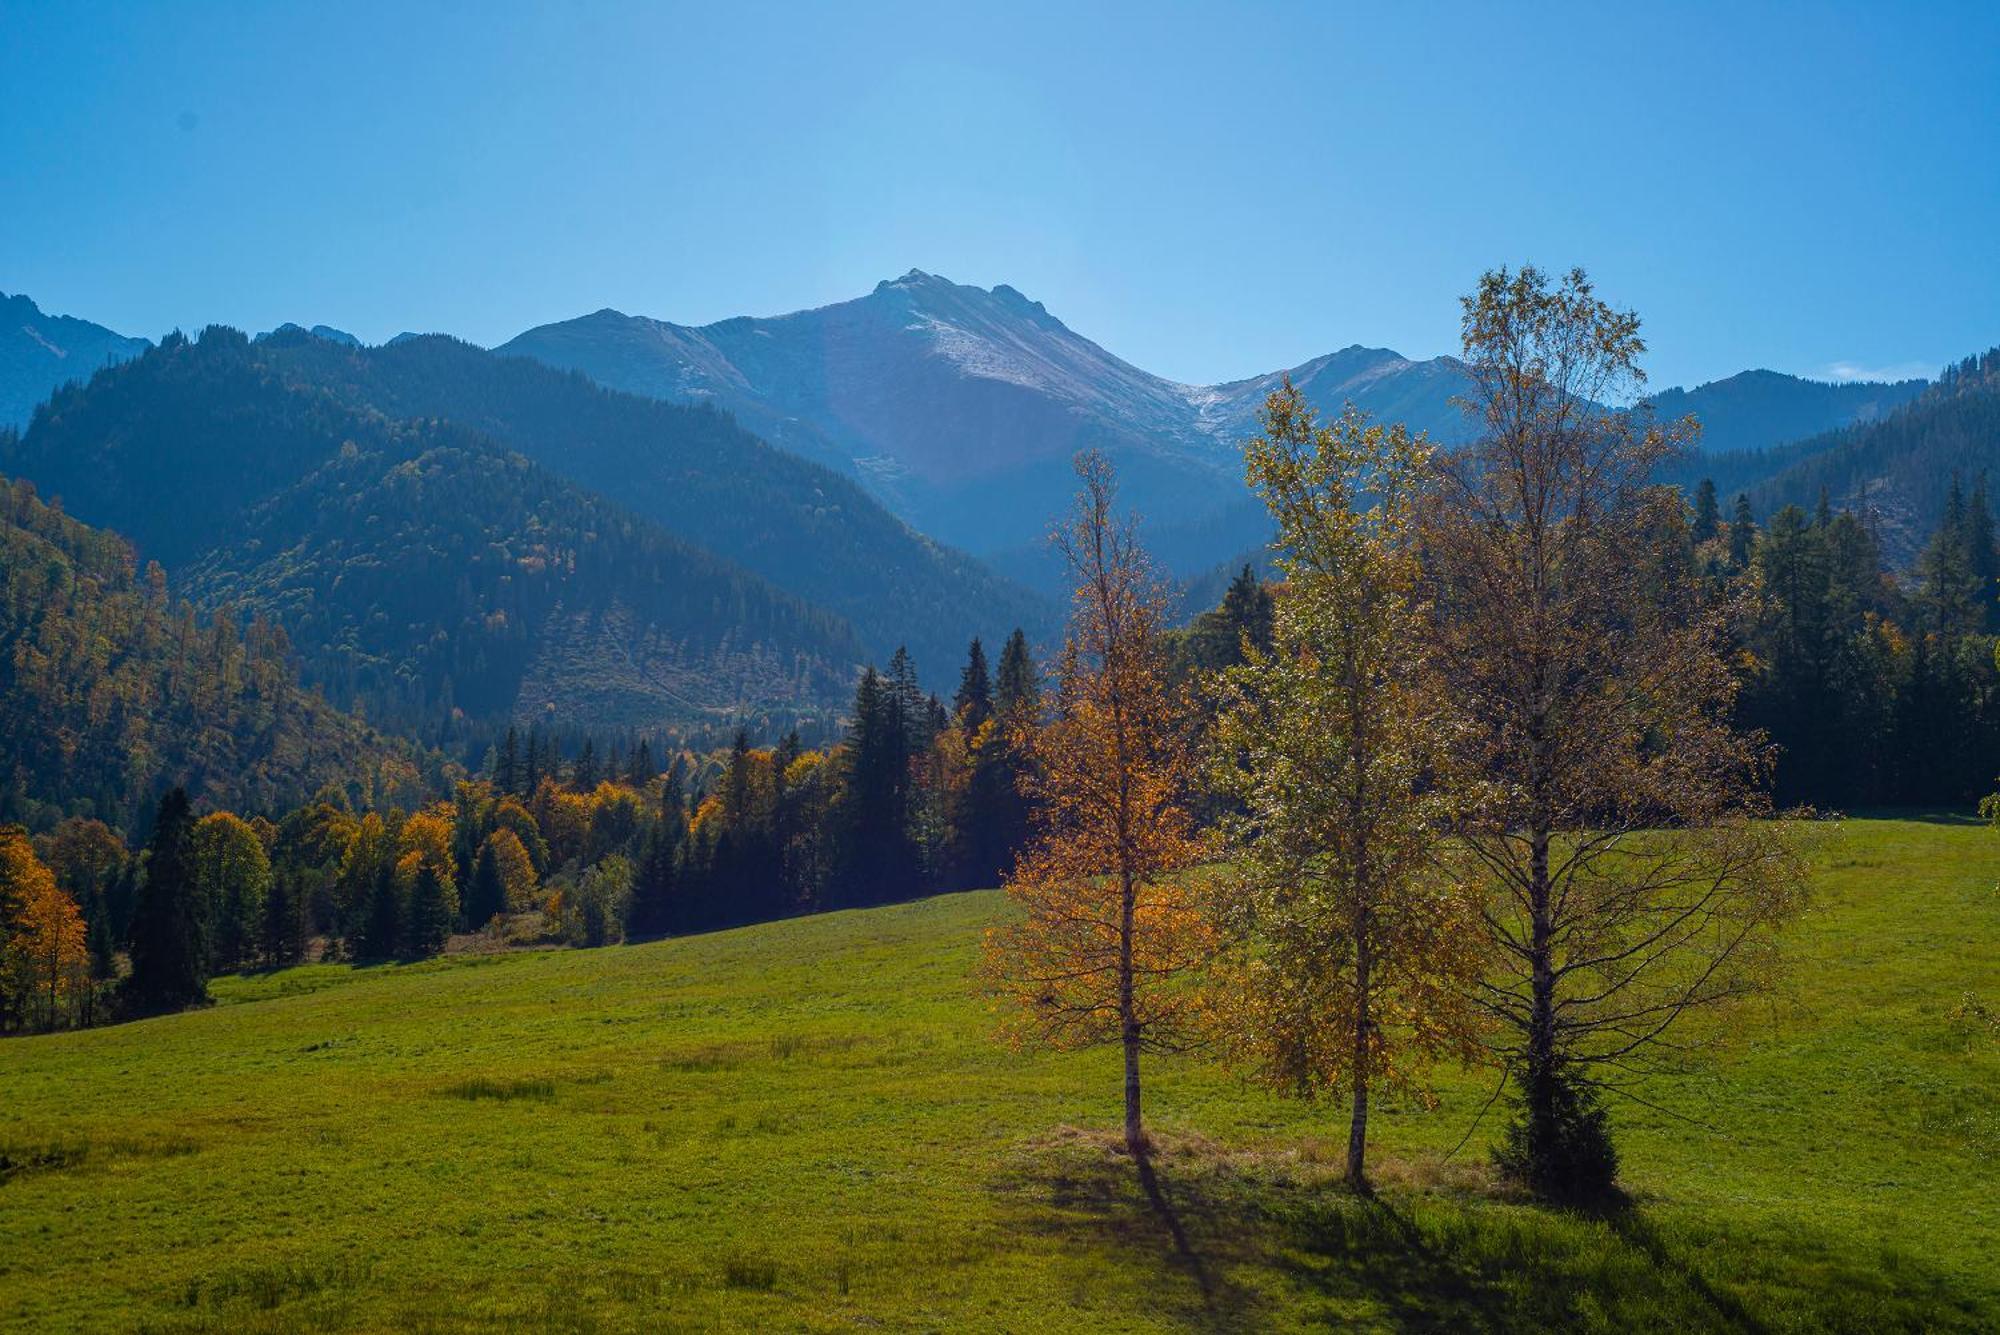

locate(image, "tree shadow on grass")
[[992, 1138, 1993, 1332], [987, 1131, 1270, 1330]]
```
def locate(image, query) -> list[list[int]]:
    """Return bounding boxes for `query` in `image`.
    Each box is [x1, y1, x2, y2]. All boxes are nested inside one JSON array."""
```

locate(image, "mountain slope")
[[244, 327, 1053, 677], [0, 475, 431, 828], [0, 328, 866, 740], [1731, 349, 2000, 562], [0, 291, 150, 429], [499, 272, 1929, 580], [1648, 369, 1925, 455]]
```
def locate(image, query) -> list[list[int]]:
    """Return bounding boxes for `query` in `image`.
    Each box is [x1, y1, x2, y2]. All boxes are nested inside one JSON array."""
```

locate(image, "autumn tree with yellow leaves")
[[981, 452, 1212, 1154], [1, 825, 93, 1031], [1209, 385, 1484, 1191]]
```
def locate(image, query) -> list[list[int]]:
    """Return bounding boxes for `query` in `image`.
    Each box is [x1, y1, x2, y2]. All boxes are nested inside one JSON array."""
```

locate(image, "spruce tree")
[[625, 822, 681, 939], [496, 726, 520, 794], [465, 841, 506, 930], [573, 738, 599, 792], [834, 667, 918, 907], [996, 629, 1040, 720], [124, 789, 207, 1013], [628, 737, 655, 786], [954, 638, 993, 731], [523, 727, 544, 794], [1728, 494, 1757, 567], [1691, 478, 1721, 544], [359, 860, 402, 959], [1968, 474, 1999, 630], [406, 865, 454, 958]]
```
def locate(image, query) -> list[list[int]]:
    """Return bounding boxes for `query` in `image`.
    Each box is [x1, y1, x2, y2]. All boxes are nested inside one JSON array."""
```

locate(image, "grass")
[[1, 817, 1995, 1332]]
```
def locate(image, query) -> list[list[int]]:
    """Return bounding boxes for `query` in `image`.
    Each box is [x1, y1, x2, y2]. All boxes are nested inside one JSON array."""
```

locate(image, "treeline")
[[1701, 472, 2000, 806], [0, 629, 1043, 1031]]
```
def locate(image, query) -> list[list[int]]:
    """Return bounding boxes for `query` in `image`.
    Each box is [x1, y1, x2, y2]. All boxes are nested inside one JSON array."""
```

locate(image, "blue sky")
[[3, 0, 1995, 390]]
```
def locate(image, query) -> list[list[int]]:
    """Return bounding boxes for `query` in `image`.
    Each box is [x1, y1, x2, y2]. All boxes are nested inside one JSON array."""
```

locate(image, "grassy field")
[[2, 817, 1996, 1332]]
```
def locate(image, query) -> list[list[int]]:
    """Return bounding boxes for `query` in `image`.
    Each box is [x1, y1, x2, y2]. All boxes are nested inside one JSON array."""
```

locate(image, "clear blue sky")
[[3, 1, 1995, 390]]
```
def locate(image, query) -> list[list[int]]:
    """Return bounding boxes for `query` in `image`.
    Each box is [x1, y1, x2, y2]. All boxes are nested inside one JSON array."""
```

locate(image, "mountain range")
[[497, 271, 1934, 578], [1, 277, 1983, 766]]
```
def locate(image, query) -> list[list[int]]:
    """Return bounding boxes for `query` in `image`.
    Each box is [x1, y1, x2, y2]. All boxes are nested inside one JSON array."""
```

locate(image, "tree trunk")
[[1526, 824, 1557, 1174], [1119, 869, 1144, 1154], [1346, 937, 1372, 1191]]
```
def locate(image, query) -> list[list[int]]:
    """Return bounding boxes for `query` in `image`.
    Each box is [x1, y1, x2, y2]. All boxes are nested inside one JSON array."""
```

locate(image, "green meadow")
[[2, 817, 1995, 1332]]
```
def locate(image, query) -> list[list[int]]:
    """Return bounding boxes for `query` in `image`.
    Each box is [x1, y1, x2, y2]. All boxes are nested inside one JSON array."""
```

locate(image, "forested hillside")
[[248, 328, 1054, 676], [1647, 368, 1924, 456], [1672, 350, 2000, 562], [1, 329, 867, 748], [0, 477, 432, 831], [184, 436, 864, 738]]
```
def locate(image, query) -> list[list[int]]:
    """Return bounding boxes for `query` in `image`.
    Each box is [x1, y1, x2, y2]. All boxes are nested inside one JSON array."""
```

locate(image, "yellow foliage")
[[0, 828, 90, 1028]]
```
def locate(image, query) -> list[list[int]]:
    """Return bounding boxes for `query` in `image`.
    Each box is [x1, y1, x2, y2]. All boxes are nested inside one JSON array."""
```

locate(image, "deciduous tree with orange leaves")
[[980, 451, 1213, 1154], [0, 826, 91, 1031]]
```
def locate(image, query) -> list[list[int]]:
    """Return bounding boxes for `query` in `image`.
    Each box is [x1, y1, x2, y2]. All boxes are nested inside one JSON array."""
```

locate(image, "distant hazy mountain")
[[500, 272, 1928, 581], [0, 291, 150, 428], [1647, 370, 1925, 455], [0, 328, 866, 739]]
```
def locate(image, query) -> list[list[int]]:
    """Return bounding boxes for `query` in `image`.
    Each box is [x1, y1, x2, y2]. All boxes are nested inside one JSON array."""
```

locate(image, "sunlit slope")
[[1, 819, 1995, 1333]]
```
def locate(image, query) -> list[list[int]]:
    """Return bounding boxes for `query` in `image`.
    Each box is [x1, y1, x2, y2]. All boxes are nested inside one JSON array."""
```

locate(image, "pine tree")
[[1728, 494, 1757, 567], [359, 859, 402, 959], [124, 789, 207, 1013], [954, 638, 993, 731], [573, 738, 599, 792], [406, 864, 454, 958], [1691, 478, 1721, 544], [996, 628, 1040, 720]]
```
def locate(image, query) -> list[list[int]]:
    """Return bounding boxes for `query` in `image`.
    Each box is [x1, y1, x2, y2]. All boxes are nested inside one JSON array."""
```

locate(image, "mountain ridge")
[[1, 291, 152, 429], [500, 272, 1930, 578]]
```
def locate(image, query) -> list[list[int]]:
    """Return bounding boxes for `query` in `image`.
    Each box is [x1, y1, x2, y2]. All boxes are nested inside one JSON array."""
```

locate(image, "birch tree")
[[1210, 385, 1482, 1190]]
